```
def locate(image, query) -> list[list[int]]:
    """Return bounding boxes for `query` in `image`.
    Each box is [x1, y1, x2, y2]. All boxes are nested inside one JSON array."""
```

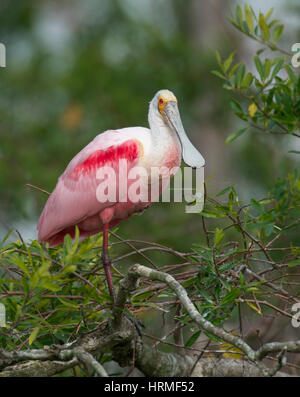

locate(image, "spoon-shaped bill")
[[164, 101, 205, 168]]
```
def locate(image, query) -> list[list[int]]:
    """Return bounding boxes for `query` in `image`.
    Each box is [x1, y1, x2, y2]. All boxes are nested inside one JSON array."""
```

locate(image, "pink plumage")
[[37, 129, 157, 246], [37, 89, 204, 300]]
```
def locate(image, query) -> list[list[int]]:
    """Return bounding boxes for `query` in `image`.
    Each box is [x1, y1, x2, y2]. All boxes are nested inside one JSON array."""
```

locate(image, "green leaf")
[[132, 290, 154, 301], [42, 281, 61, 292], [64, 234, 73, 253], [12, 256, 30, 277], [265, 8, 274, 21], [271, 58, 284, 80], [288, 259, 300, 267], [29, 327, 40, 345], [214, 228, 225, 247], [250, 199, 264, 213], [216, 186, 232, 197], [264, 58, 271, 79], [198, 289, 213, 304], [241, 72, 253, 89], [259, 13, 270, 41], [245, 5, 254, 32], [254, 55, 265, 82], [185, 330, 201, 348], [220, 288, 240, 305], [230, 99, 243, 113], [236, 64, 246, 88], [211, 70, 227, 80], [58, 298, 79, 309], [225, 127, 247, 144], [236, 5, 243, 27], [246, 301, 262, 315], [273, 24, 284, 43], [199, 210, 224, 218], [223, 51, 235, 73], [0, 230, 14, 249], [228, 62, 242, 78], [59, 264, 77, 276], [285, 64, 297, 84]]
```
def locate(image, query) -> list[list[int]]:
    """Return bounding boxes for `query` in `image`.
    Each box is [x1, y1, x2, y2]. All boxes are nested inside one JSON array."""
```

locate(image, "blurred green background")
[[0, 0, 299, 257]]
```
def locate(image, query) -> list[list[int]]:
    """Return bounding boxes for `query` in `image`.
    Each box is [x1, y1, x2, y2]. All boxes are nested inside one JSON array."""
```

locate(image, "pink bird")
[[38, 90, 205, 300]]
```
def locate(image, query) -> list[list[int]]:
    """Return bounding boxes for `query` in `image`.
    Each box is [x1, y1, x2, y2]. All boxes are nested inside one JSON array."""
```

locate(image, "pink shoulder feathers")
[[37, 136, 141, 245]]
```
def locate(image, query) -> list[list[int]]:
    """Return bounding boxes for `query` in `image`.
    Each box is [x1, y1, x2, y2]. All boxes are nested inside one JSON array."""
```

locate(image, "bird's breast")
[[161, 141, 181, 172]]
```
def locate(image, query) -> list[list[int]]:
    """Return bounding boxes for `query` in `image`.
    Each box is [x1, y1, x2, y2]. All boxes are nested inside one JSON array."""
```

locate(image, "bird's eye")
[[158, 97, 166, 117]]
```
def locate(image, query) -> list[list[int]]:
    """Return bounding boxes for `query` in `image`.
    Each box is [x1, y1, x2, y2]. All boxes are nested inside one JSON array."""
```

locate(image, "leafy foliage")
[[0, 3, 299, 376], [213, 5, 300, 142], [0, 232, 112, 350]]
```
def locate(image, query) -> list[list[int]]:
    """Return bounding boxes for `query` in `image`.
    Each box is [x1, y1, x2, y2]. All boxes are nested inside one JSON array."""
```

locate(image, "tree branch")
[[126, 264, 300, 375], [75, 349, 108, 377], [1, 264, 298, 377]]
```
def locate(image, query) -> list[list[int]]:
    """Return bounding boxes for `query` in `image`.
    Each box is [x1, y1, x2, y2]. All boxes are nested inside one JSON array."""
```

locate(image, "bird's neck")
[[148, 110, 181, 152], [148, 110, 182, 168]]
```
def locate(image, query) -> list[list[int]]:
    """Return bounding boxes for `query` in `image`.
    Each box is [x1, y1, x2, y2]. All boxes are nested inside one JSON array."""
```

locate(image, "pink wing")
[[37, 130, 141, 246]]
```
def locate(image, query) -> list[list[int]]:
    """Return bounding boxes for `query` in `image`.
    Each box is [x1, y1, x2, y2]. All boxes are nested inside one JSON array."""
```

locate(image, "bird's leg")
[[102, 226, 144, 331], [101, 223, 115, 302]]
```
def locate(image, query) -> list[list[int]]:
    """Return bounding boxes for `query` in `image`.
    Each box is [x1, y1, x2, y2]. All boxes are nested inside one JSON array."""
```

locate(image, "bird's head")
[[149, 89, 205, 169]]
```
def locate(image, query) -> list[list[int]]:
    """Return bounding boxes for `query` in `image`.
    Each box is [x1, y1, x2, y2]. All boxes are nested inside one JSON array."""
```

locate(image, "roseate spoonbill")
[[38, 90, 205, 300]]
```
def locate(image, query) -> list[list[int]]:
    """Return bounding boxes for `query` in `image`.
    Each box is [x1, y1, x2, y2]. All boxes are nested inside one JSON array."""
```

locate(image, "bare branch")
[[75, 349, 108, 377]]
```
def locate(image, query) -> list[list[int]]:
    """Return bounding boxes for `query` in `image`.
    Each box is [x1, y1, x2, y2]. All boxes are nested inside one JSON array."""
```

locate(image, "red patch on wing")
[[71, 139, 139, 180]]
